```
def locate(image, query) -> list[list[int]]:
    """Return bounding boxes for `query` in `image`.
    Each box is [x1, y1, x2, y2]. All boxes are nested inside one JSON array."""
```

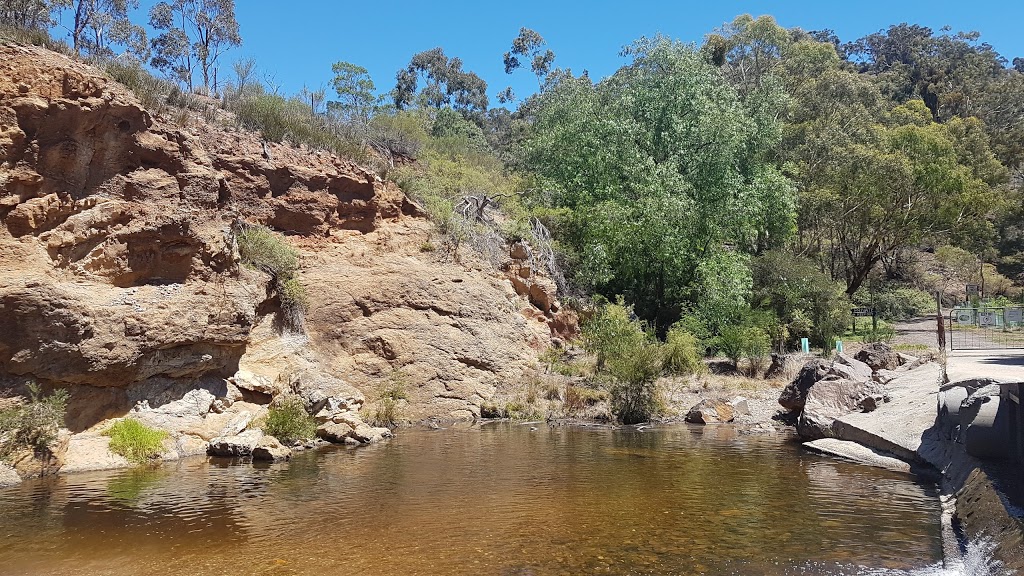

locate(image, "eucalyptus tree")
[[149, 0, 240, 93], [67, 0, 146, 59], [503, 27, 555, 90], [392, 47, 488, 123]]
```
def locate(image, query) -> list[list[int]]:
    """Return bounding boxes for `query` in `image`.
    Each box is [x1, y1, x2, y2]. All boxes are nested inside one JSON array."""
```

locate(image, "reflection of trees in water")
[[0, 425, 944, 575]]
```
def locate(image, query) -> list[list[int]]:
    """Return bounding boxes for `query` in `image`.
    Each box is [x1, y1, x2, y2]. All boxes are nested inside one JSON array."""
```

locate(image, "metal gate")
[[948, 307, 1024, 350]]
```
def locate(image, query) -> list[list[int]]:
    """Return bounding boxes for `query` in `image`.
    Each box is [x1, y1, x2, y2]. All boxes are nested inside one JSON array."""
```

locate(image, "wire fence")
[[948, 307, 1024, 350]]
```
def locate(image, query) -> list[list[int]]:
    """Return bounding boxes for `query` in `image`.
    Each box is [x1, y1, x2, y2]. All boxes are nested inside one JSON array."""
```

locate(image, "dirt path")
[[891, 315, 942, 350]]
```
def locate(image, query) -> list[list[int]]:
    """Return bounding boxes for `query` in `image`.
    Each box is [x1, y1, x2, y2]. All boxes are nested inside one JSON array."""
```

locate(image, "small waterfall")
[[857, 537, 1006, 576]]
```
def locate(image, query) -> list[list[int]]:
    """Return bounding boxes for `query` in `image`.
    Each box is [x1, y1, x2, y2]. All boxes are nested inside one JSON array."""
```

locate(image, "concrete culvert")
[[962, 395, 1010, 460]]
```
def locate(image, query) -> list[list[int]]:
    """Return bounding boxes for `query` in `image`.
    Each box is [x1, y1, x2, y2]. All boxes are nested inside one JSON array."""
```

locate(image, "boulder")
[[290, 371, 365, 423], [779, 356, 872, 413], [208, 429, 263, 457], [252, 436, 291, 462], [765, 353, 815, 380], [873, 369, 899, 385], [132, 389, 216, 433], [833, 353, 873, 382], [796, 378, 889, 440], [509, 242, 530, 260], [316, 422, 354, 443], [347, 423, 393, 444], [854, 343, 900, 371], [0, 462, 21, 488], [779, 359, 832, 412], [685, 399, 735, 424], [228, 370, 280, 396]]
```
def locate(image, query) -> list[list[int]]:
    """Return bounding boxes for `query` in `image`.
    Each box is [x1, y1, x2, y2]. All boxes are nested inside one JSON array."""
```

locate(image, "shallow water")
[[0, 423, 947, 575]]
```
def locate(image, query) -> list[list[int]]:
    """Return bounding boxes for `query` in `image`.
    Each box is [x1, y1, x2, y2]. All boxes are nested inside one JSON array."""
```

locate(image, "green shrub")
[[237, 225, 299, 278], [371, 371, 409, 428], [262, 396, 317, 444], [608, 339, 663, 424], [857, 287, 935, 321], [582, 299, 647, 369], [104, 419, 168, 464], [662, 324, 705, 375], [715, 325, 770, 372], [237, 225, 308, 331], [859, 322, 897, 344], [0, 383, 68, 459]]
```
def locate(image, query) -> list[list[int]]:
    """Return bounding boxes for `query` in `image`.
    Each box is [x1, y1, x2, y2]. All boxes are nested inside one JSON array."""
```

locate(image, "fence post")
[[936, 291, 946, 351]]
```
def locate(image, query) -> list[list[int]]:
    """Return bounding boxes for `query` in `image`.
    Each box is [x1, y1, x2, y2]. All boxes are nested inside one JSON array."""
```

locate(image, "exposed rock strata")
[[0, 44, 561, 478]]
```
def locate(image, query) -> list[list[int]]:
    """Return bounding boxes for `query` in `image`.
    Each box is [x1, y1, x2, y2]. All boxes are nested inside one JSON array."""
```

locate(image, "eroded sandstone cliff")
[[0, 43, 568, 475]]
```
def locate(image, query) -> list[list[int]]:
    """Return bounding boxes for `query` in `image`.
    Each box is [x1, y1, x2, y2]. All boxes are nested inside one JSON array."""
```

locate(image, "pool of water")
[[0, 423, 945, 575]]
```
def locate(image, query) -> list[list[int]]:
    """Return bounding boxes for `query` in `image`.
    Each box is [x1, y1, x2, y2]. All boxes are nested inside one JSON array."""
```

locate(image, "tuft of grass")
[[104, 419, 168, 465], [371, 371, 409, 428], [0, 383, 68, 459], [262, 396, 317, 444]]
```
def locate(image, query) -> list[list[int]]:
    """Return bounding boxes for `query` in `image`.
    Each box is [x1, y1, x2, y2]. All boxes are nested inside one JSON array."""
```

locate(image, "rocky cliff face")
[[0, 43, 567, 473]]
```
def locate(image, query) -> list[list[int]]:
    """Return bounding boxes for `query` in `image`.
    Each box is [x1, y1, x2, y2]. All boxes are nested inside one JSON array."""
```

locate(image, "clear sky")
[[115, 0, 1024, 104]]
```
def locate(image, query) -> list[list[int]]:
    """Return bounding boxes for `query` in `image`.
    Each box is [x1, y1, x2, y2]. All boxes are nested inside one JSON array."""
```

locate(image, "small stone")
[[0, 462, 21, 488], [729, 396, 751, 416]]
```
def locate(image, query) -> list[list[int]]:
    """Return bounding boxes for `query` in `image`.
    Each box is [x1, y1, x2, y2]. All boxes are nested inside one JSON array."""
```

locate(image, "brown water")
[[0, 424, 944, 576]]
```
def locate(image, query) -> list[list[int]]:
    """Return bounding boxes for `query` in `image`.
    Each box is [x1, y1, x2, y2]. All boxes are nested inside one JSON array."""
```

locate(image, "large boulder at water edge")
[[797, 378, 889, 440], [685, 399, 735, 424], [0, 462, 21, 488], [208, 429, 264, 457], [252, 436, 291, 462], [778, 354, 873, 413]]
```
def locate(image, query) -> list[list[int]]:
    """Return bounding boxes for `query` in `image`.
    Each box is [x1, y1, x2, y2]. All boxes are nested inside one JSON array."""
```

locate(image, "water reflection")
[[0, 424, 942, 575]]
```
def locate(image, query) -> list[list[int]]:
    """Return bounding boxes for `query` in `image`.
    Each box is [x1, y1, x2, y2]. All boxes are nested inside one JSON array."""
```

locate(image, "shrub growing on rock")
[[0, 383, 69, 459], [237, 224, 308, 331], [371, 372, 409, 428], [263, 396, 317, 445], [104, 419, 168, 465]]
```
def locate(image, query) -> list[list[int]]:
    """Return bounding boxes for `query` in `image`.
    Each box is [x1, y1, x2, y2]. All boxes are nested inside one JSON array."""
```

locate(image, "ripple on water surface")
[[0, 424, 945, 575]]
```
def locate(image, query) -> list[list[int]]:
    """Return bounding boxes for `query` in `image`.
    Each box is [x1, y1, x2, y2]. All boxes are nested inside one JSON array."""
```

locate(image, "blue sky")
[[86, 1, 1024, 103]]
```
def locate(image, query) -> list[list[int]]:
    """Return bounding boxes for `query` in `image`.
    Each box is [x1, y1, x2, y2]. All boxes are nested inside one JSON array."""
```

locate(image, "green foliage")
[[607, 339, 663, 425], [236, 224, 307, 331], [0, 383, 69, 459], [751, 250, 852, 348], [262, 396, 316, 444], [228, 90, 368, 162], [581, 300, 663, 423], [855, 286, 935, 321], [662, 324, 705, 376], [525, 36, 795, 327], [715, 325, 770, 371], [371, 371, 409, 428], [393, 47, 489, 121], [148, 0, 240, 93], [104, 418, 167, 464], [329, 60, 377, 121], [237, 225, 298, 278]]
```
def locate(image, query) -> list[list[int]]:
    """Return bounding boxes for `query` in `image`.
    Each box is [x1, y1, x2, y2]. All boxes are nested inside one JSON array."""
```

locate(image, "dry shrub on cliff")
[[0, 383, 68, 459], [104, 419, 167, 465]]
